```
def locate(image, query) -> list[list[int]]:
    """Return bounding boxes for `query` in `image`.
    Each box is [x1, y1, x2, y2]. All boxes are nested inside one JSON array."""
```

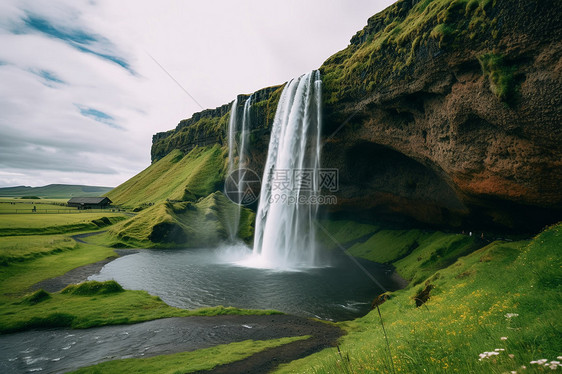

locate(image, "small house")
[[67, 197, 112, 209]]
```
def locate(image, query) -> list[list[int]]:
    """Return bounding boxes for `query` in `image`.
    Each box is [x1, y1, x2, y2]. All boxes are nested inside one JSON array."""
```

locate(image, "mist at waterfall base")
[[90, 245, 401, 321]]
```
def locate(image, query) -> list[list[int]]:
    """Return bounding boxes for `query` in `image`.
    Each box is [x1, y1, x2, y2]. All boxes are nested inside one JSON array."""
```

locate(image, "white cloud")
[[0, 0, 397, 188]]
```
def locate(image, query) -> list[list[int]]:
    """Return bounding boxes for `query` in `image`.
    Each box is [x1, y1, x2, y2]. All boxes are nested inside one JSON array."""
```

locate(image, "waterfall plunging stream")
[[249, 70, 323, 269]]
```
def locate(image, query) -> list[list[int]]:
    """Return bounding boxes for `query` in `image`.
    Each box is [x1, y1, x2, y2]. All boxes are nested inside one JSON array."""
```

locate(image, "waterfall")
[[225, 96, 252, 241], [251, 70, 322, 269]]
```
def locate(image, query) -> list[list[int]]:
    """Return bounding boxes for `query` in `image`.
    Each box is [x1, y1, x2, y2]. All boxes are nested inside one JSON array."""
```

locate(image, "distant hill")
[[0, 184, 113, 199]]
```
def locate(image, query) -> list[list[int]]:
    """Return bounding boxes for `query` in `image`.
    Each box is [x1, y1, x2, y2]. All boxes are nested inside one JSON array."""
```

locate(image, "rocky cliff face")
[[320, 0, 562, 231], [151, 0, 562, 232]]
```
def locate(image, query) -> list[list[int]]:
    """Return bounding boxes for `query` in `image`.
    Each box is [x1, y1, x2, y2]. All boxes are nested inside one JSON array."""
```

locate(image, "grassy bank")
[[71, 336, 310, 374], [0, 213, 128, 237], [277, 222, 562, 373], [0, 281, 280, 334]]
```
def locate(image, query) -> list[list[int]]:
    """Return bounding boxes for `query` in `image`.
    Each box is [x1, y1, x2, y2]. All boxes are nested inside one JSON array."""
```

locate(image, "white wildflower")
[[501, 337, 508, 340], [505, 313, 519, 318], [479, 351, 500, 360], [495, 348, 506, 352], [530, 359, 548, 365]]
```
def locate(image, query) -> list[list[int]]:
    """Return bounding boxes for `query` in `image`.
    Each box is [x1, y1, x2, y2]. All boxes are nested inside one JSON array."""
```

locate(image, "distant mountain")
[[0, 184, 113, 198]]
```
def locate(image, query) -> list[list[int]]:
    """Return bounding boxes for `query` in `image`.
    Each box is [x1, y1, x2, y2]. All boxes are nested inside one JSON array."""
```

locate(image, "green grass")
[[107, 145, 225, 209], [0, 284, 281, 333], [0, 213, 128, 236], [0, 199, 75, 212], [71, 336, 310, 374], [275, 223, 562, 373], [317, 220, 480, 285], [347, 229, 428, 263], [345, 229, 479, 285], [61, 280, 124, 295], [0, 234, 77, 265], [0, 241, 118, 300], [317, 219, 379, 250], [105, 191, 254, 248]]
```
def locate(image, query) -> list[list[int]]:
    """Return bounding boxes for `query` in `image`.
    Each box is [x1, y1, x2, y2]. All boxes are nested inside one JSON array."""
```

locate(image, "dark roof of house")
[[67, 197, 112, 204]]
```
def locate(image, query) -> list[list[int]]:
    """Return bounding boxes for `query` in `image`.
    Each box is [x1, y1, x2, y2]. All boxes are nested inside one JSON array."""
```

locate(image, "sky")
[[0, 0, 397, 188]]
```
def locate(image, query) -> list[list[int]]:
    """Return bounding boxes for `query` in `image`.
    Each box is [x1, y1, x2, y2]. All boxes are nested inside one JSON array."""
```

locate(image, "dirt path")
[[70, 230, 107, 243]]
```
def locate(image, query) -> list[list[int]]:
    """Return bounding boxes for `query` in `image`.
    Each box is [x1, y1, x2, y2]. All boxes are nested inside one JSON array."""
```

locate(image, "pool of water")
[[90, 245, 402, 321]]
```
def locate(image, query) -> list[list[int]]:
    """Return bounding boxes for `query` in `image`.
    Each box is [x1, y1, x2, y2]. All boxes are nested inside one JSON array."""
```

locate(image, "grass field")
[[0, 234, 77, 265], [0, 213, 128, 236], [276, 223, 562, 373]]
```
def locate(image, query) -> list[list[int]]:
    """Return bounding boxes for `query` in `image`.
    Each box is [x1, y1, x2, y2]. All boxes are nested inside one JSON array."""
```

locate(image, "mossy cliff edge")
[[147, 0, 561, 233]]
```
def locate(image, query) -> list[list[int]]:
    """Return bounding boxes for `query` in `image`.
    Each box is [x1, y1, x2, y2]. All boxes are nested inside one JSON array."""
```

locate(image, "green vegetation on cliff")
[[478, 52, 517, 102], [278, 223, 562, 373], [320, 0, 500, 105], [151, 85, 284, 162]]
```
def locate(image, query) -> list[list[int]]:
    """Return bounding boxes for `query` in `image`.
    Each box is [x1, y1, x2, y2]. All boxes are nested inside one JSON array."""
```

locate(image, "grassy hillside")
[[107, 145, 225, 210], [102, 145, 254, 248], [103, 192, 254, 248], [277, 222, 562, 373], [0, 184, 113, 199]]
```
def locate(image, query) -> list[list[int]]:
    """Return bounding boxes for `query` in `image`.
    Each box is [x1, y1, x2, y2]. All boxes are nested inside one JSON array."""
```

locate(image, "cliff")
[[150, 0, 562, 231], [151, 85, 283, 162]]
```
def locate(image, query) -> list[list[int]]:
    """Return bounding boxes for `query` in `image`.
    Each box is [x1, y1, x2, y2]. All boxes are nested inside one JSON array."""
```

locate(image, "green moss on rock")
[[478, 52, 518, 103]]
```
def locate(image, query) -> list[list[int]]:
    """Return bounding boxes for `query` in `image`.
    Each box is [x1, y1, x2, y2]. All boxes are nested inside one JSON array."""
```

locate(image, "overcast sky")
[[0, 0, 397, 188]]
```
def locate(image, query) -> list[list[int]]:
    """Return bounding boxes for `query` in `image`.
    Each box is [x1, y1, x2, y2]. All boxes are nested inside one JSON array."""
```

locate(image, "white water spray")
[[249, 70, 323, 269]]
